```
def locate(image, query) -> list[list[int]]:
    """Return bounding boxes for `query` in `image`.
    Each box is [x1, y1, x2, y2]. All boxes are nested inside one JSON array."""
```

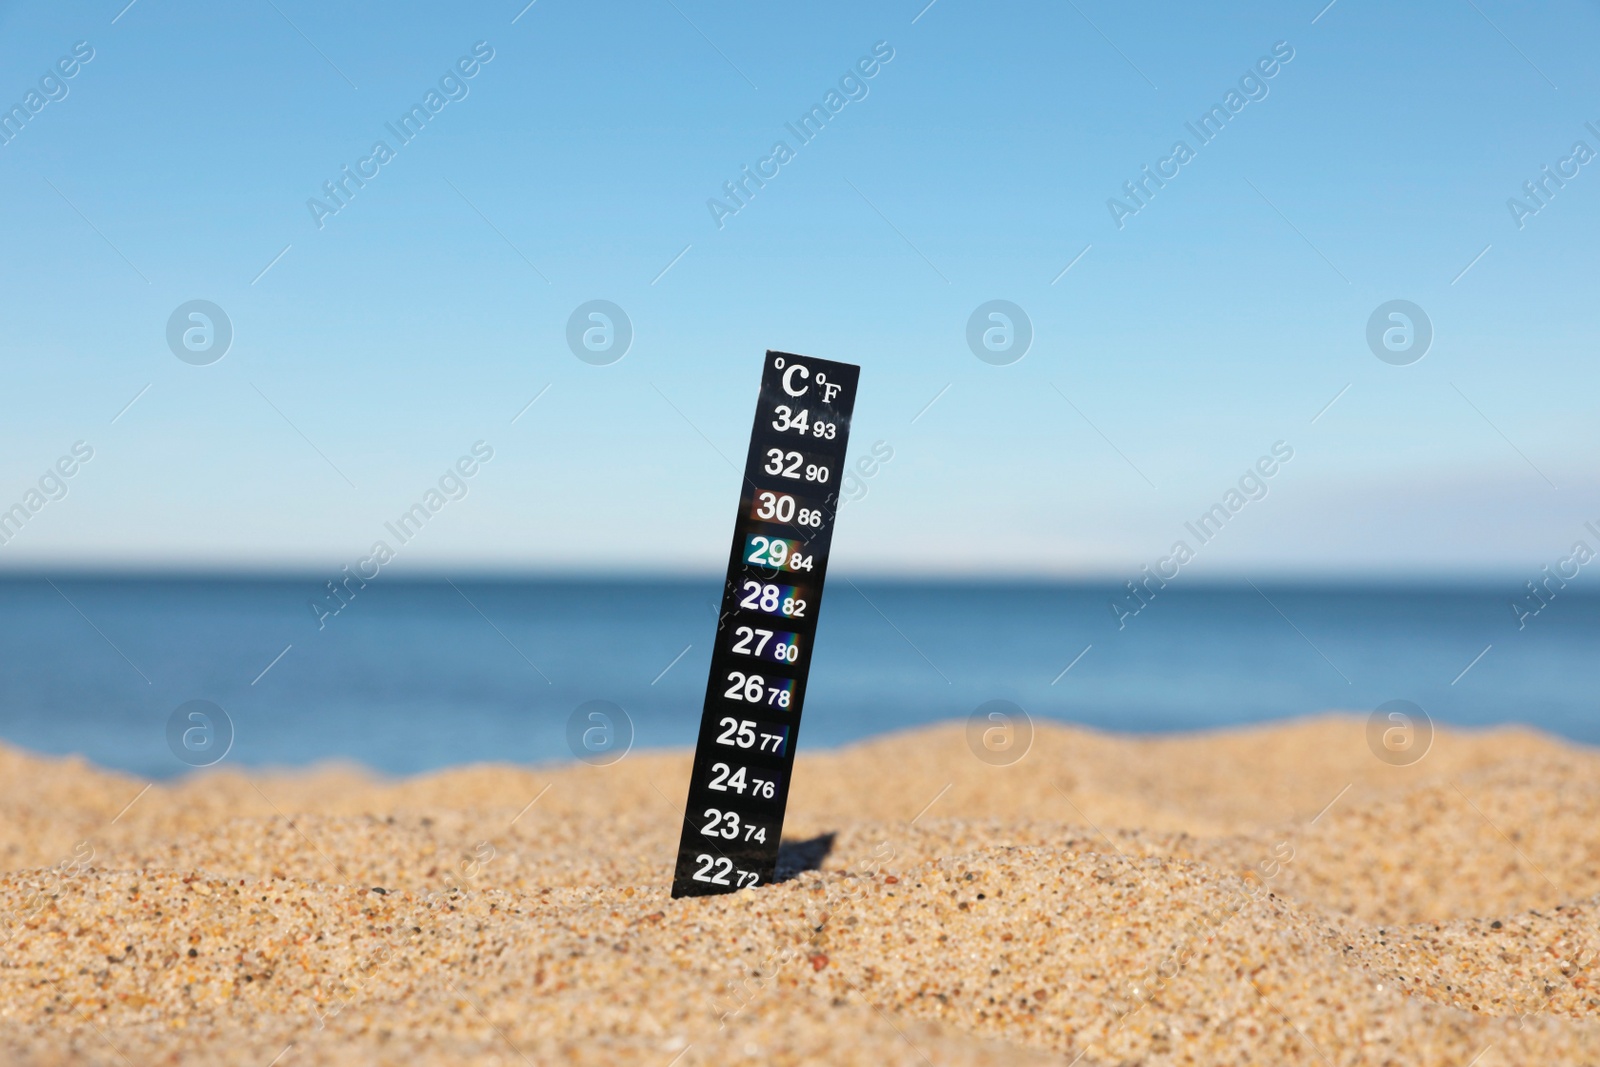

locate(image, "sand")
[[2, 714, 1599, 1065]]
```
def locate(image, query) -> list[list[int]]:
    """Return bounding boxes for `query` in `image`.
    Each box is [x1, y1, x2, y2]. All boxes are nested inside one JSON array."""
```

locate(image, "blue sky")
[[0, 0, 1596, 577]]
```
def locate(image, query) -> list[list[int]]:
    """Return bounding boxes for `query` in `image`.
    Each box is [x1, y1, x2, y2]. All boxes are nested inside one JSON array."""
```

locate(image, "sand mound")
[[1, 714, 1598, 1064]]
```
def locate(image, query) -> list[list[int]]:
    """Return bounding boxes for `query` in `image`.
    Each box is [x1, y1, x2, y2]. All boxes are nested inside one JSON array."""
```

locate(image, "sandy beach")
[[2, 713, 1598, 1065]]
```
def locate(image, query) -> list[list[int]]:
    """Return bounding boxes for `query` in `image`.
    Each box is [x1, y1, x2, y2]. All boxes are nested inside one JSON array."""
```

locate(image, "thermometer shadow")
[[773, 831, 837, 882]]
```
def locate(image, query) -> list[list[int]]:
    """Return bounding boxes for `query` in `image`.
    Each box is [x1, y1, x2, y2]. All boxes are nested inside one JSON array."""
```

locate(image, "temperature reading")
[[722, 671, 793, 709], [715, 717, 756, 748], [730, 626, 801, 665], [707, 762, 779, 798], [713, 717, 788, 753], [743, 535, 813, 572], [755, 491, 795, 522], [772, 406, 838, 440], [672, 351, 859, 898], [691, 854, 761, 888], [730, 627, 772, 657], [700, 808, 768, 843], [738, 581, 808, 618], [722, 671, 764, 703], [763, 449, 831, 484], [751, 492, 826, 528]]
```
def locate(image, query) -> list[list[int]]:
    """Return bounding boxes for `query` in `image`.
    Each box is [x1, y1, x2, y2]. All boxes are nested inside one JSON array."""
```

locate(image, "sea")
[[0, 576, 1593, 779]]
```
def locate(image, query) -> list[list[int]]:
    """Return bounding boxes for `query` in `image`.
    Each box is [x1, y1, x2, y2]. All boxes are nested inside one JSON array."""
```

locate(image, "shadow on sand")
[[774, 832, 837, 882]]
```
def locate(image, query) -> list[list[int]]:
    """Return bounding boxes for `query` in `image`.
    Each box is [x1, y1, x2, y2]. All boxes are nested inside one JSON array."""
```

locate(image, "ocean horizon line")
[[0, 568, 1575, 593]]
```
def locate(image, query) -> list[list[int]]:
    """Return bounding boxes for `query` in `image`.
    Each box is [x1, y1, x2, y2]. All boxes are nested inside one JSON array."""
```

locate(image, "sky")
[[0, 0, 1596, 579]]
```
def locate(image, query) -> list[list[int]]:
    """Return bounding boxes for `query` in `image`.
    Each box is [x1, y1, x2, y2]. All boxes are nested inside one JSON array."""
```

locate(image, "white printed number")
[[746, 536, 813, 571], [771, 406, 837, 440], [723, 671, 766, 703], [715, 717, 786, 752], [752, 489, 819, 527], [746, 536, 787, 568], [708, 762, 777, 798], [755, 492, 823, 528], [724, 671, 791, 708], [764, 449, 830, 483], [731, 626, 800, 663], [731, 626, 772, 657], [700, 807, 767, 843], [691, 853, 760, 888], [738, 582, 807, 618], [755, 491, 795, 522]]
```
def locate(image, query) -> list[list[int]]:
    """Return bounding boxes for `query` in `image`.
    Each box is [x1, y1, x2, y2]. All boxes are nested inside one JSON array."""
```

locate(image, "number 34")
[[772, 406, 836, 439]]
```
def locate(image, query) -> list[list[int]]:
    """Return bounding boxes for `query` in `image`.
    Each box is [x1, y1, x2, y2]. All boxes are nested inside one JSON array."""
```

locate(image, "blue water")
[[0, 576, 1594, 778]]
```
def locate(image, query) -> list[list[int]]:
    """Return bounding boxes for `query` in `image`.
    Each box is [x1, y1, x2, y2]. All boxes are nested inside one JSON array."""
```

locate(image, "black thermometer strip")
[[670, 351, 859, 898]]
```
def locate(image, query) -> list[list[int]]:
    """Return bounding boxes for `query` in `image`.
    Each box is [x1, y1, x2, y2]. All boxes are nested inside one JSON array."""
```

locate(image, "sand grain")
[[2, 714, 1598, 1064]]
